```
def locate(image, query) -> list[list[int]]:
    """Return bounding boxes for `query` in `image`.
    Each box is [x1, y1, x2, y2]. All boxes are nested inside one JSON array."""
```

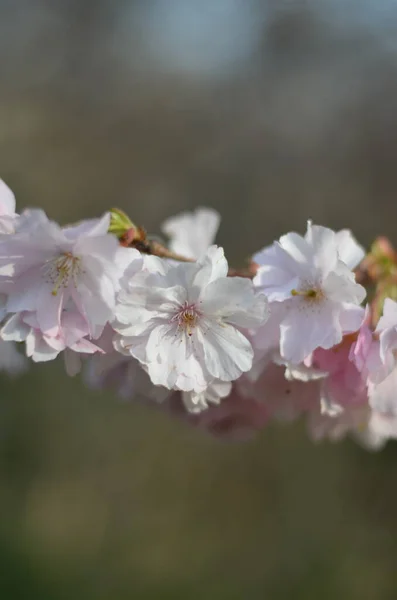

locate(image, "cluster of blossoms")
[[2, 178, 397, 450]]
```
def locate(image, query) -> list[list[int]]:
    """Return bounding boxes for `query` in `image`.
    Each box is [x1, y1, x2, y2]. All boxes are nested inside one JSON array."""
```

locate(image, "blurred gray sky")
[[1, 1, 397, 259]]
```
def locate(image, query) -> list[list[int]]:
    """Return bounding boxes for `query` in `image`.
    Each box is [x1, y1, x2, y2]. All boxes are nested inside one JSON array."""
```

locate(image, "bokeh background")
[[1, 1, 397, 598]]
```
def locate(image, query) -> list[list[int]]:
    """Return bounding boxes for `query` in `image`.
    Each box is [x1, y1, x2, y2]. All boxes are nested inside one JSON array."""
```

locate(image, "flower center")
[[172, 302, 200, 337], [42, 252, 82, 296], [291, 287, 324, 303]]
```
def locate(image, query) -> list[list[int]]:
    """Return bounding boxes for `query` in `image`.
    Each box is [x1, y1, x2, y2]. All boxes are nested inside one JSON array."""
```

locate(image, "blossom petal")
[[197, 319, 253, 381], [193, 246, 228, 291], [0, 179, 16, 215], [335, 229, 365, 269], [305, 222, 338, 273], [280, 304, 342, 363], [162, 207, 220, 259], [200, 277, 269, 328]]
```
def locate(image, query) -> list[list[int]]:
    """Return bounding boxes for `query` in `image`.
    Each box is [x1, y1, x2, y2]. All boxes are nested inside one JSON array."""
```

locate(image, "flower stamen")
[[291, 287, 324, 302], [172, 302, 200, 337], [42, 252, 82, 296]]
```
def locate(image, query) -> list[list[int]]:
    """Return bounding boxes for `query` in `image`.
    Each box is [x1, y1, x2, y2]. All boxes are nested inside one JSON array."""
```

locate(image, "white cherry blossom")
[[253, 222, 366, 363], [162, 207, 220, 259], [114, 245, 269, 392]]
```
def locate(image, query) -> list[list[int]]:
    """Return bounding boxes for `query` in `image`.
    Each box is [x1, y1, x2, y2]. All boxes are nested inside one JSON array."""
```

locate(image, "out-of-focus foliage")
[[1, 1, 397, 598]]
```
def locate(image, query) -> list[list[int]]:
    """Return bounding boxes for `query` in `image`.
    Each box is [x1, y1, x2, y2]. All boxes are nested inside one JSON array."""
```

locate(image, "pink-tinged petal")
[[60, 311, 91, 346], [321, 363, 367, 410], [349, 327, 373, 374], [26, 331, 61, 362], [70, 338, 102, 354]]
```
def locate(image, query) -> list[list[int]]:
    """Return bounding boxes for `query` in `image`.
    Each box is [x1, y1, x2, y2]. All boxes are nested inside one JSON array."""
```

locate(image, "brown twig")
[[122, 224, 256, 277]]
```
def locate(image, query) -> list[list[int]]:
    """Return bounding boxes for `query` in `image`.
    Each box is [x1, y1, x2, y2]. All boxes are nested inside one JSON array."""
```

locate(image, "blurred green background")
[[2, 1, 397, 598]]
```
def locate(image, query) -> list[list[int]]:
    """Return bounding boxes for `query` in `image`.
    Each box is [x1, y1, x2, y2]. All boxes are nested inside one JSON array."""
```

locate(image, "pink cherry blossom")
[[238, 361, 320, 422], [312, 339, 368, 412], [0, 210, 141, 337], [1, 309, 103, 363]]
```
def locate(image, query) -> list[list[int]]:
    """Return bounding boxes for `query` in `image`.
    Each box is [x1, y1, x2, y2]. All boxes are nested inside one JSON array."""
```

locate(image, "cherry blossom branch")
[[2, 182, 397, 450], [110, 208, 258, 277], [111, 208, 397, 291]]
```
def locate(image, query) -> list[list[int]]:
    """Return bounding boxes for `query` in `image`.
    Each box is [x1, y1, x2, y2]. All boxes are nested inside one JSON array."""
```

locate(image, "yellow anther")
[[291, 288, 323, 301]]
